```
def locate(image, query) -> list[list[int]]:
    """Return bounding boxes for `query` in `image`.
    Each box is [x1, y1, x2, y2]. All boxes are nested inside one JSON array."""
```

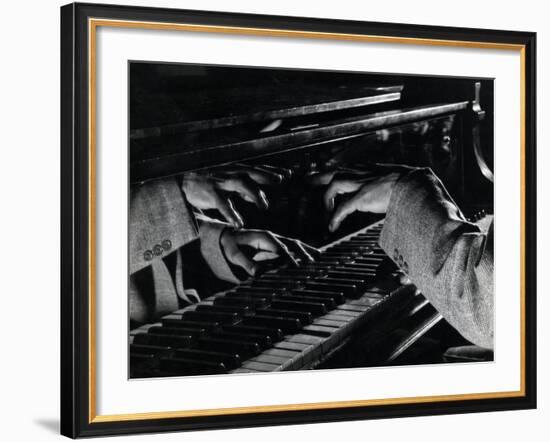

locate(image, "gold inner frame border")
[[87, 17, 527, 424]]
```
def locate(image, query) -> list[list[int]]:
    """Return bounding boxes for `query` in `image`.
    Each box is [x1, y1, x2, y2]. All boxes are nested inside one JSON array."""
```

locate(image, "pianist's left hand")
[[220, 228, 318, 277], [181, 164, 290, 228]]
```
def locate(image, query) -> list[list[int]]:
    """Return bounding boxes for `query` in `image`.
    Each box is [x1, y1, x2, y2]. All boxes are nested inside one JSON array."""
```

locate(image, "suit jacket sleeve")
[[130, 179, 239, 282], [379, 168, 494, 349], [196, 214, 240, 284], [129, 178, 199, 275]]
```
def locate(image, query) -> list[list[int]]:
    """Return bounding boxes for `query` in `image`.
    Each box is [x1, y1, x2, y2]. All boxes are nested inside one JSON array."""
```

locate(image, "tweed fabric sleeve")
[[380, 168, 494, 349], [196, 215, 240, 284], [129, 178, 199, 275]]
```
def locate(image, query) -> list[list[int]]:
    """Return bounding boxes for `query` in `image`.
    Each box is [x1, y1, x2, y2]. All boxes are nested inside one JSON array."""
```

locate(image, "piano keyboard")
[[130, 220, 417, 377]]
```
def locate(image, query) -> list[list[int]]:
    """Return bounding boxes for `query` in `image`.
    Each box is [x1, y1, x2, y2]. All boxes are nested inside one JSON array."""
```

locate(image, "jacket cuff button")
[[162, 239, 172, 251], [143, 250, 153, 261], [153, 244, 164, 256]]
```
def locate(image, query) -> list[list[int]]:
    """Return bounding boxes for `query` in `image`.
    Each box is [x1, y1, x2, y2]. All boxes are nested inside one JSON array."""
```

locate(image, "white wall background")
[[0, 0, 546, 440]]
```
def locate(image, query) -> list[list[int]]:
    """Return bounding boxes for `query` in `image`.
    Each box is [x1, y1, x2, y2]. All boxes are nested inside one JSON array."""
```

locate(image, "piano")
[[129, 63, 494, 378]]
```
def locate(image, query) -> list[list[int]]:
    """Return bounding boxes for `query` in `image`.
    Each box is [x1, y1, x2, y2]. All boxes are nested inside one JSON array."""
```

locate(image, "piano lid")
[[130, 100, 468, 183], [130, 83, 403, 140]]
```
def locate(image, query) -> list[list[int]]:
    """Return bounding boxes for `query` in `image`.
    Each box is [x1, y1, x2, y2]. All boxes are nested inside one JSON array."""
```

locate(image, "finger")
[[279, 237, 316, 262], [324, 179, 363, 211], [329, 195, 361, 232], [223, 239, 258, 276], [253, 164, 293, 179], [308, 170, 337, 186], [215, 196, 244, 228], [237, 230, 298, 267], [268, 234, 299, 267], [217, 176, 268, 209], [233, 164, 284, 184]]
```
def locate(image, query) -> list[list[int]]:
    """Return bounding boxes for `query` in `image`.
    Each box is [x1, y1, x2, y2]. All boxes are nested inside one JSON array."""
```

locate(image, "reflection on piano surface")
[[129, 63, 494, 378]]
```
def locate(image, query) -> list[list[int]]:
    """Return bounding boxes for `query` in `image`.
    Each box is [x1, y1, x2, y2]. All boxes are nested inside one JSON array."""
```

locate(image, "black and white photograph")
[[128, 62, 495, 379], [53, 1, 537, 438]]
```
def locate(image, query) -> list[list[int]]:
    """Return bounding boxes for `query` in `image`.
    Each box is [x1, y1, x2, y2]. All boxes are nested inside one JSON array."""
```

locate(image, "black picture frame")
[[61, 2, 537, 438]]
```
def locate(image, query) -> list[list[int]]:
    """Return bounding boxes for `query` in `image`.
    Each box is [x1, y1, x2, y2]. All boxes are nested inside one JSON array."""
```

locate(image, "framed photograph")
[[60, 2, 537, 438]]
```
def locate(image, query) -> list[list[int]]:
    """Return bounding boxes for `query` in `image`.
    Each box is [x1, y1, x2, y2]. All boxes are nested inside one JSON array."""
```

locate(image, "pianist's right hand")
[[181, 164, 290, 229], [309, 164, 417, 232], [220, 228, 318, 277]]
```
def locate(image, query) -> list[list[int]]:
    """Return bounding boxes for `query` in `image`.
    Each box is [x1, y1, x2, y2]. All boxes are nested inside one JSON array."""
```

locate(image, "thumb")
[[223, 240, 258, 276], [329, 196, 360, 232]]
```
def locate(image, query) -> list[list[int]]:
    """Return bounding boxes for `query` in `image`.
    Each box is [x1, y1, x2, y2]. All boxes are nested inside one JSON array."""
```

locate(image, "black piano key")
[[195, 304, 250, 315], [243, 315, 302, 334], [210, 331, 272, 349], [130, 353, 157, 373], [161, 319, 220, 331], [256, 308, 313, 325], [340, 235, 380, 242], [173, 349, 241, 370], [353, 253, 385, 260], [270, 299, 327, 315], [319, 252, 354, 259], [278, 294, 335, 310], [325, 246, 362, 255], [255, 276, 306, 287], [291, 288, 345, 304], [310, 278, 362, 292], [222, 291, 272, 305], [147, 326, 206, 338], [300, 263, 336, 271], [133, 333, 194, 349], [222, 324, 284, 341], [214, 295, 268, 309], [197, 337, 262, 359], [181, 310, 241, 325], [245, 279, 294, 290], [362, 252, 387, 259], [317, 255, 351, 264], [233, 287, 278, 298], [307, 282, 361, 299], [345, 260, 380, 268], [160, 357, 228, 375], [276, 268, 321, 278], [130, 343, 172, 356], [327, 270, 374, 282]]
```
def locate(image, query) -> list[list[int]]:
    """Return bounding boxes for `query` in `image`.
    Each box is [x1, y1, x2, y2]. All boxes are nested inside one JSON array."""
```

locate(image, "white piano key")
[[338, 303, 371, 312], [322, 313, 356, 322], [259, 347, 305, 370], [274, 341, 310, 352], [288, 334, 325, 364], [349, 298, 381, 307], [303, 324, 338, 335], [262, 348, 301, 359], [332, 309, 362, 317], [250, 354, 290, 366], [241, 361, 280, 372], [314, 319, 347, 328], [232, 368, 261, 374], [289, 334, 324, 345]]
